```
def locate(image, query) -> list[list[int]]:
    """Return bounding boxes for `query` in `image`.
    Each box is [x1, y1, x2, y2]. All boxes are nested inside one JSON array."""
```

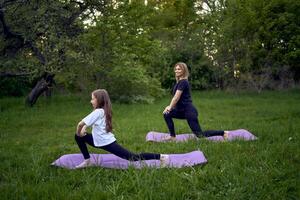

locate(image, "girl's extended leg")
[[101, 141, 160, 161], [74, 133, 96, 159]]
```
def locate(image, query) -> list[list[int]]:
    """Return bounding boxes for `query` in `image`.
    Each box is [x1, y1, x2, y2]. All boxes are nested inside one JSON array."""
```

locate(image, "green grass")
[[0, 90, 299, 200]]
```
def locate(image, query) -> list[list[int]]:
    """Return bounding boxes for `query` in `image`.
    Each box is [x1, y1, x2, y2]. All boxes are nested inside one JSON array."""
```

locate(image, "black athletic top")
[[172, 79, 192, 109]]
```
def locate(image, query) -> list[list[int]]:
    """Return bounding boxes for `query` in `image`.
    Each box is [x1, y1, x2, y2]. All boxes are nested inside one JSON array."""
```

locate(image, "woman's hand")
[[163, 106, 172, 114], [164, 90, 182, 114]]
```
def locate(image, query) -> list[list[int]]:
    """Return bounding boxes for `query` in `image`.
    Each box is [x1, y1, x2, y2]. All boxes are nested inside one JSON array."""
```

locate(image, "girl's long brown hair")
[[92, 89, 113, 132]]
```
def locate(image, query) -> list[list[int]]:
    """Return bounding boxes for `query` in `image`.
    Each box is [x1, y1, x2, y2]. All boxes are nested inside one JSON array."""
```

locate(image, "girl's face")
[[91, 94, 98, 109], [174, 65, 184, 78]]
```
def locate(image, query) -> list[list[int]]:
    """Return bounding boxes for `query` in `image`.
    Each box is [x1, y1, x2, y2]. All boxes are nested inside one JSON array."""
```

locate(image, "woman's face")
[[174, 65, 184, 78], [91, 94, 98, 109]]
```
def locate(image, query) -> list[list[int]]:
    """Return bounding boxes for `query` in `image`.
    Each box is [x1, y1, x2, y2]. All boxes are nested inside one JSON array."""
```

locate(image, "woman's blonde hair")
[[92, 89, 112, 132], [174, 62, 189, 82]]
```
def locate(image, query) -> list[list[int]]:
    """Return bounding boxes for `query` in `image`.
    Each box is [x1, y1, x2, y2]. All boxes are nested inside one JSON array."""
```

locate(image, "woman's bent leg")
[[163, 109, 185, 137], [185, 105, 204, 137], [186, 117, 224, 137], [186, 117, 203, 137], [163, 112, 176, 137]]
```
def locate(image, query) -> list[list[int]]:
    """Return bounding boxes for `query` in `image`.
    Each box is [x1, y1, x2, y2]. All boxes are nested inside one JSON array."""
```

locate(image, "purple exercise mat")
[[51, 150, 207, 169], [146, 129, 257, 142]]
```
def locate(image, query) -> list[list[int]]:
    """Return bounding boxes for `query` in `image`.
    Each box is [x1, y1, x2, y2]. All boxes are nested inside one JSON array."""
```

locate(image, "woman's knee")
[[193, 131, 203, 138], [163, 112, 171, 119]]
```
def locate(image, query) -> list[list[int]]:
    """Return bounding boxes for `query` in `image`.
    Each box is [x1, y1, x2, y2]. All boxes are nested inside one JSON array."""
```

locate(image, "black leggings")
[[163, 104, 224, 138], [75, 134, 161, 160]]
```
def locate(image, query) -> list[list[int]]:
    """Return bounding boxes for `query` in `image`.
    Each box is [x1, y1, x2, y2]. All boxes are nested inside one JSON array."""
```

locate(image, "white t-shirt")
[[82, 108, 116, 147]]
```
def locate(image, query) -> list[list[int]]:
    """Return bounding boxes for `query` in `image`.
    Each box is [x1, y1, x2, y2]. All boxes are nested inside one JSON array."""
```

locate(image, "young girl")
[[163, 62, 229, 141], [75, 89, 169, 169]]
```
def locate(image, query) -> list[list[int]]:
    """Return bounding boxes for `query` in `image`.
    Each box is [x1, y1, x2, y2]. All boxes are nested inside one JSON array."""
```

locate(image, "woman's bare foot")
[[163, 135, 176, 142]]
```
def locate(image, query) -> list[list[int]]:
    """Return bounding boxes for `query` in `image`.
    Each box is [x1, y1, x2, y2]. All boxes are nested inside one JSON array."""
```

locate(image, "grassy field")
[[0, 90, 299, 200]]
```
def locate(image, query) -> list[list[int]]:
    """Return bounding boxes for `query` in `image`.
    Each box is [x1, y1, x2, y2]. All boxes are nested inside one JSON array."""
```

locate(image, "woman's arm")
[[163, 90, 183, 114], [76, 121, 87, 137]]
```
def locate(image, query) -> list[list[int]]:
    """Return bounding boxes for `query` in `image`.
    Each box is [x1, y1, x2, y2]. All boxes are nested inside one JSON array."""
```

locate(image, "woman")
[[163, 62, 228, 141]]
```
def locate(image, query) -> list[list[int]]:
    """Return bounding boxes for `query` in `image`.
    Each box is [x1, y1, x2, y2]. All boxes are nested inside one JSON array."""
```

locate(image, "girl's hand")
[[79, 131, 87, 137], [163, 106, 172, 114], [77, 124, 87, 137], [76, 131, 85, 137], [76, 121, 86, 137], [80, 127, 86, 135]]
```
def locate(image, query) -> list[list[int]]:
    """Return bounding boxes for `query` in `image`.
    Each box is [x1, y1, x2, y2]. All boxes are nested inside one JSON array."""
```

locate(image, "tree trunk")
[[25, 73, 55, 106]]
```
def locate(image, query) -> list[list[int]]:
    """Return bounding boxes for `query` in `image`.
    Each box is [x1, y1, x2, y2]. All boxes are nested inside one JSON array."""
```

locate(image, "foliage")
[[0, 76, 31, 97], [1, 0, 299, 99], [148, 0, 216, 89], [106, 62, 163, 103], [0, 0, 89, 96], [69, 1, 168, 102], [203, 0, 300, 90]]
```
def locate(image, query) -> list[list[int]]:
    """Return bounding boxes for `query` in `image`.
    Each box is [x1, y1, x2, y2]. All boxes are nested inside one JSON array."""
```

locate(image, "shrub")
[[103, 62, 164, 103]]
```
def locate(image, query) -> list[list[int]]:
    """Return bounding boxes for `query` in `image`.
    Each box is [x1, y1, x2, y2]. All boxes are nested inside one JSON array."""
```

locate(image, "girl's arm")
[[76, 121, 87, 137], [163, 90, 183, 114]]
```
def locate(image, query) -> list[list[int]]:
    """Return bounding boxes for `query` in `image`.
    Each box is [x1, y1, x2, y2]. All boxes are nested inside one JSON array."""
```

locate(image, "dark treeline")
[[1, 0, 299, 103]]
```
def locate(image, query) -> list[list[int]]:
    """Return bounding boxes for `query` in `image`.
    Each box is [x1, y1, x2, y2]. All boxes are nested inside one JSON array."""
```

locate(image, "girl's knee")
[[74, 133, 81, 141]]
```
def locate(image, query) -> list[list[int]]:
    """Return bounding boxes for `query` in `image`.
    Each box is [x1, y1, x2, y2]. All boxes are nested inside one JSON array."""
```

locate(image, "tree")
[[146, 0, 216, 89], [202, 0, 300, 90], [0, 0, 98, 104], [78, 0, 167, 102]]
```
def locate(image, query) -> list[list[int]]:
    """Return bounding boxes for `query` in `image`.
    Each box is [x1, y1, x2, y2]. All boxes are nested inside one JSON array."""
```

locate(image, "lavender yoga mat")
[[51, 150, 207, 169], [146, 129, 257, 142]]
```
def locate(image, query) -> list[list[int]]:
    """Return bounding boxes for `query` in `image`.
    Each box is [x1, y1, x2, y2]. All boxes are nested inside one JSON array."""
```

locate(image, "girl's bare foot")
[[223, 131, 229, 140], [75, 159, 92, 169], [160, 154, 170, 167]]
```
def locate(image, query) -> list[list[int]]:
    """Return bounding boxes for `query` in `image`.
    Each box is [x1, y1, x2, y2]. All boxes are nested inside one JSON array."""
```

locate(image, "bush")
[[103, 62, 164, 103], [0, 77, 31, 97]]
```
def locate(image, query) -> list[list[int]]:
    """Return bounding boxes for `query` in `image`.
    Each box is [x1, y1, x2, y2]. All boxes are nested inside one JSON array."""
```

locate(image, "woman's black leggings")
[[163, 104, 224, 138], [75, 134, 161, 160]]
